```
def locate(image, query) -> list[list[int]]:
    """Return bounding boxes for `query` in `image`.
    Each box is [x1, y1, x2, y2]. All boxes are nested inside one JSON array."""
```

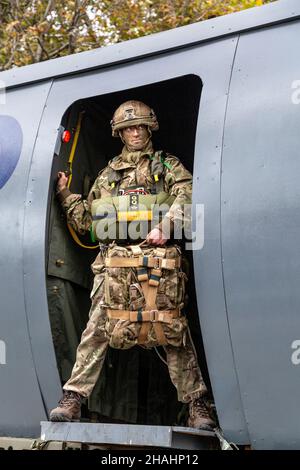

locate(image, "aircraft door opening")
[[47, 75, 205, 426]]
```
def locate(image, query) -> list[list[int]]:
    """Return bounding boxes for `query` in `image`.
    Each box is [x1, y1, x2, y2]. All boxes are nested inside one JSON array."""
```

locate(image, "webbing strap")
[[129, 245, 151, 344], [106, 309, 179, 323], [154, 247, 167, 258], [105, 256, 180, 269], [145, 280, 160, 311], [106, 245, 179, 345], [150, 151, 167, 195], [129, 245, 143, 256], [138, 320, 150, 345], [153, 323, 167, 345], [138, 279, 151, 344], [145, 247, 166, 309], [154, 177, 164, 194], [143, 247, 167, 345]]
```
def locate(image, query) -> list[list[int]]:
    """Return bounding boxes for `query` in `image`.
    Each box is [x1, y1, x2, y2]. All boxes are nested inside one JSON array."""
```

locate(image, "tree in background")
[[0, 0, 275, 70]]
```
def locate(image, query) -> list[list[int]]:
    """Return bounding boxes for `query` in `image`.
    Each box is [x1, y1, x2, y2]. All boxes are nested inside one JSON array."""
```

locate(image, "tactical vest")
[[91, 151, 175, 243]]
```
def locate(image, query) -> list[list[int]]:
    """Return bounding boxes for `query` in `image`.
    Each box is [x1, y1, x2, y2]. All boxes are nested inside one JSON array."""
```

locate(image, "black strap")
[[108, 168, 122, 196], [151, 151, 165, 194]]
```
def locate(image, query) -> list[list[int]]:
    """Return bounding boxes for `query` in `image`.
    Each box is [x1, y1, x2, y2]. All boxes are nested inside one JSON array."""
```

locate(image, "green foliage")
[[0, 0, 275, 70]]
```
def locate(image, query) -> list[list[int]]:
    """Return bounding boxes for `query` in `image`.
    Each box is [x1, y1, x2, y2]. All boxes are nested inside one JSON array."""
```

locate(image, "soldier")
[[50, 100, 216, 430]]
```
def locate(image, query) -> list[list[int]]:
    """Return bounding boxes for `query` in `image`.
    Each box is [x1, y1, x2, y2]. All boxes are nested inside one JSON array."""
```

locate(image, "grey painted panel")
[[0, 83, 60, 437], [22, 87, 63, 417], [222, 21, 300, 449], [1, 0, 299, 89], [28, 38, 248, 442], [193, 45, 251, 442]]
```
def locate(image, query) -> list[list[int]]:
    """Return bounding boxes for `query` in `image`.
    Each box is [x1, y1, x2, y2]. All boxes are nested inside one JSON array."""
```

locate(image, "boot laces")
[[59, 391, 82, 406], [191, 398, 210, 419]]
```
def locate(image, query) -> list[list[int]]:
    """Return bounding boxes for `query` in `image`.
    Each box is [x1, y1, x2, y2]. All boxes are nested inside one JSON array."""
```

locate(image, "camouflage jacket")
[[58, 141, 192, 236]]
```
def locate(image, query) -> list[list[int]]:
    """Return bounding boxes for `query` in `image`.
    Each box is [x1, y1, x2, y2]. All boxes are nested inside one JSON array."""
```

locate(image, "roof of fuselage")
[[0, 0, 299, 90]]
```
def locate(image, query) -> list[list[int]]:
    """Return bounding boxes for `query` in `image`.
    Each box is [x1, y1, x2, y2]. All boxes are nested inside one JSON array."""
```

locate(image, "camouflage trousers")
[[64, 274, 207, 403]]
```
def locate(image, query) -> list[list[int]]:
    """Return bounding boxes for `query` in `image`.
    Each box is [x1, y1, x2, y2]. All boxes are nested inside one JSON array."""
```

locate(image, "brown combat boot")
[[187, 397, 216, 431], [49, 391, 83, 422]]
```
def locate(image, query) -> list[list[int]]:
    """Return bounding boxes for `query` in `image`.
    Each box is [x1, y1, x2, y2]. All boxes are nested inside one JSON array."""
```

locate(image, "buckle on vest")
[[149, 309, 158, 322]]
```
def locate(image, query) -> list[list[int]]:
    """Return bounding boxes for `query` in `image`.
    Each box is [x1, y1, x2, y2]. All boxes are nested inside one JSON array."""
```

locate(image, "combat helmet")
[[111, 100, 159, 137]]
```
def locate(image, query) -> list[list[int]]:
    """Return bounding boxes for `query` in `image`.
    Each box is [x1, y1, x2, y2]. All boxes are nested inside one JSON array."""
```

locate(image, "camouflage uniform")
[[59, 142, 207, 403]]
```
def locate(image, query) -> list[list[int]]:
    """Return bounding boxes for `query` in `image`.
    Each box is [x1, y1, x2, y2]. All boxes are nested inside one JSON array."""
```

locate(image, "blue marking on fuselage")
[[0, 115, 23, 189]]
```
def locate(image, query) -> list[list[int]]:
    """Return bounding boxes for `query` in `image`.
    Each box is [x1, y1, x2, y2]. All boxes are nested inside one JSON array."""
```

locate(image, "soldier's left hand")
[[146, 228, 168, 246]]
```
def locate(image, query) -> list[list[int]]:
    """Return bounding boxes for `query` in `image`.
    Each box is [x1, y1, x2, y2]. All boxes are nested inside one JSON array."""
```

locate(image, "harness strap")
[[105, 256, 180, 270], [128, 245, 150, 344], [106, 309, 180, 324], [127, 245, 168, 345], [148, 247, 164, 286], [142, 247, 167, 345], [146, 247, 166, 308], [137, 286, 151, 344], [106, 245, 180, 346], [107, 168, 122, 196], [152, 321, 168, 346], [150, 151, 166, 194], [129, 245, 143, 256]]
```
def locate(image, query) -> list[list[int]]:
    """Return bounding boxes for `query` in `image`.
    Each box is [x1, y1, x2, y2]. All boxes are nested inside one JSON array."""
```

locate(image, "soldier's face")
[[121, 124, 149, 150]]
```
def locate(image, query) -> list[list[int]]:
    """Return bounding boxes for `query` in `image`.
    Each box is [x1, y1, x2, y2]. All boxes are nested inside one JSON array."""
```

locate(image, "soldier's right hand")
[[57, 171, 69, 192]]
